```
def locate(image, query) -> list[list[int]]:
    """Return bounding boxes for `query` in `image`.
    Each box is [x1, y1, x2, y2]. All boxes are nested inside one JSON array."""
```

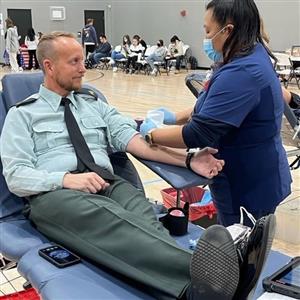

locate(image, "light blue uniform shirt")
[[0, 85, 138, 197]]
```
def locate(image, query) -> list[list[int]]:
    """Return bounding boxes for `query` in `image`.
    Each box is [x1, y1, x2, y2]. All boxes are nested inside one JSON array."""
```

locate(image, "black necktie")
[[61, 97, 114, 181]]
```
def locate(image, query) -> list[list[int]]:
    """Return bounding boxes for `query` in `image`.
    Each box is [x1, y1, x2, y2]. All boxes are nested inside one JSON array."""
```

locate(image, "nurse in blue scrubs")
[[141, 0, 292, 226]]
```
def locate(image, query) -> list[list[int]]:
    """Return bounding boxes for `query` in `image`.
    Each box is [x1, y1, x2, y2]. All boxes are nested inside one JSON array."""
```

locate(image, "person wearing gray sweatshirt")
[[5, 18, 20, 72], [146, 40, 167, 75]]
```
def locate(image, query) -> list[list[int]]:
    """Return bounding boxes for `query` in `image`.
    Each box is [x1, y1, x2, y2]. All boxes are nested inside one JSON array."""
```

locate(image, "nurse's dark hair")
[[206, 0, 276, 65]]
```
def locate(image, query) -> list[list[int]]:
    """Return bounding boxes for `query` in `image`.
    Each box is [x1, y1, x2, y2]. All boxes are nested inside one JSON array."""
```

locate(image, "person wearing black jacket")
[[88, 34, 111, 66], [82, 19, 98, 58]]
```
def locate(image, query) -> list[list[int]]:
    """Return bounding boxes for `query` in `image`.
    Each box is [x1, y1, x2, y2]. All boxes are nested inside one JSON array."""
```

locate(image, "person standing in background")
[[82, 18, 97, 58], [5, 18, 20, 73], [25, 28, 39, 70]]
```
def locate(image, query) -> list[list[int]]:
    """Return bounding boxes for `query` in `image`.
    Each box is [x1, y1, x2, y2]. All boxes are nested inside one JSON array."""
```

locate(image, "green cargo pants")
[[29, 176, 192, 299]]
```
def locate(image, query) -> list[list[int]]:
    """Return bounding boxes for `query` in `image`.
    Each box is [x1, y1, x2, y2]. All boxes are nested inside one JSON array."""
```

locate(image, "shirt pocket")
[[80, 116, 107, 146], [32, 121, 65, 152]]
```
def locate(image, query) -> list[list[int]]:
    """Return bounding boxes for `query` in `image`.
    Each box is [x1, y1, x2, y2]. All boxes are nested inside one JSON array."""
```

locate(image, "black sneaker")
[[188, 225, 240, 300], [233, 214, 276, 300]]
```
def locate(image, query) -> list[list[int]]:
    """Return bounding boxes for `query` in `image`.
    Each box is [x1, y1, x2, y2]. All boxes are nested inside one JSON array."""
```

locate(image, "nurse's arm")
[[175, 107, 194, 125], [144, 115, 235, 149]]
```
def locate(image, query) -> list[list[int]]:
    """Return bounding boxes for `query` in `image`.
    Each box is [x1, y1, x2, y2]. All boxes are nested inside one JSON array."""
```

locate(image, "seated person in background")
[[87, 34, 111, 66], [146, 39, 167, 75], [282, 88, 300, 108], [139, 36, 147, 54], [167, 35, 184, 74], [125, 34, 144, 74], [260, 18, 300, 115], [0, 31, 275, 300], [110, 34, 131, 72]]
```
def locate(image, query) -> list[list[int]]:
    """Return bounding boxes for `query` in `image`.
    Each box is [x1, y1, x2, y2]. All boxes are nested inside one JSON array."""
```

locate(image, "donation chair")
[[0, 73, 154, 299], [0, 72, 208, 299]]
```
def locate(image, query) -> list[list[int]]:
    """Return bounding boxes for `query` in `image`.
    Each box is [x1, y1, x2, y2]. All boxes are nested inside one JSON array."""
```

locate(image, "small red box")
[[161, 186, 217, 221]]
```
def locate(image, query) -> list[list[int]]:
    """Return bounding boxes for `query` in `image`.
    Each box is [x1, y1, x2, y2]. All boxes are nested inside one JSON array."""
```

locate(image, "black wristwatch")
[[145, 129, 155, 145], [185, 151, 195, 171]]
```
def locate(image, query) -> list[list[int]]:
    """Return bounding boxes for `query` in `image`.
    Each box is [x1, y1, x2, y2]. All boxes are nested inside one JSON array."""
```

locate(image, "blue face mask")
[[203, 38, 222, 62], [203, 26, 227, 62]]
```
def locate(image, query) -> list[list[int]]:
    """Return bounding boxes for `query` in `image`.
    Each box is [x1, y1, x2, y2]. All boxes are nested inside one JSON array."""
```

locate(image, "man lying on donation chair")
[[0, 31, 276, 300]]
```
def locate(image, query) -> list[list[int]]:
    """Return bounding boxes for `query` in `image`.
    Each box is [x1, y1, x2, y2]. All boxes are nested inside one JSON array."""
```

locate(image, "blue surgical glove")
[[156, 107, 176, 125], [140, 118, 157, 138]]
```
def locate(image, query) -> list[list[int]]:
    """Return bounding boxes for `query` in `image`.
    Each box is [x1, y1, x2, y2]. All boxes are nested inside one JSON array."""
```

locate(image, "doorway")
[[84, 10, 105, 42], [7, 9, 32, 45]]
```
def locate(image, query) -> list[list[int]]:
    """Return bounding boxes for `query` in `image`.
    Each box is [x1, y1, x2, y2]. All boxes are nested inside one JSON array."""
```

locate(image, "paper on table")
[[257, 292, 296, 300]]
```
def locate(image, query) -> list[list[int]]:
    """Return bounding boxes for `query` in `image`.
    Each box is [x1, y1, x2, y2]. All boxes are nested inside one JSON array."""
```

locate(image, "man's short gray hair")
[[36, 31, 76, 72]]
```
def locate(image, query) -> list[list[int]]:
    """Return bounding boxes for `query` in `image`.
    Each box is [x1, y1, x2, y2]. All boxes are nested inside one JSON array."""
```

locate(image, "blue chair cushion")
[[1, 72, 105, 109], [16, 225, 291, 300], [2, 72, 44, 110], [18, 244, 154, 300], [0, 218, 47, 261], [17, 225, 203, 300], [0, 91, 25, 218]]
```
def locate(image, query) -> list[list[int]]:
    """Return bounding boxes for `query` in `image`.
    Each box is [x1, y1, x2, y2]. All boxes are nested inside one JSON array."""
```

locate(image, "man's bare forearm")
[[126, 134, 186, 166], [126, 134, 224, 179]]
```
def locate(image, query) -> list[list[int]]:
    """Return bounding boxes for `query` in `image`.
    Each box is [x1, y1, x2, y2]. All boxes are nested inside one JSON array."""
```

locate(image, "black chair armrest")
[[137, 158, 211, 190]]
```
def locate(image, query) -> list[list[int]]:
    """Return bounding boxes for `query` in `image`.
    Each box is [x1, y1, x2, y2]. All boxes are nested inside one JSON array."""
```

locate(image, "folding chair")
[[182, 45, 191, 71], [150, 46, 168, 76], [289, 56, 300, 89], [273, 52, 292, 88], [98, 49, 113, 70], [289, 45, 300, 88], [135, 46, 158, 75]]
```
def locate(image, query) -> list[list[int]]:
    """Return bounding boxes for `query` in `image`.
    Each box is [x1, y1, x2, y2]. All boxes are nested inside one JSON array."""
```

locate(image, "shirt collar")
[[39, 85, 78, 112]]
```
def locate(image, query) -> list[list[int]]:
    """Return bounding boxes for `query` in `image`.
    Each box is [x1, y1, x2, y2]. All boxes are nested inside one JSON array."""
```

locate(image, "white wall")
[[257, 0, 300, 52]]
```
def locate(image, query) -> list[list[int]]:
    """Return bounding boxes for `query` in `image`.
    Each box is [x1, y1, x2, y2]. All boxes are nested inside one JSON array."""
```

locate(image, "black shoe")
[[233, 214, 276, 300], [188, 225, 240, 300]]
